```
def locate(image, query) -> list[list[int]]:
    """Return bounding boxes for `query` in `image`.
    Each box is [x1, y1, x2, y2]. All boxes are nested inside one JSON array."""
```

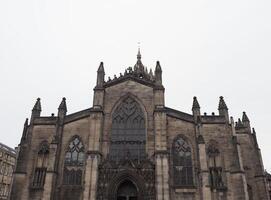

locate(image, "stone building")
[[11, 51, 270, 200], [0, 142, 16, 200], [266, 172, 271, 199]]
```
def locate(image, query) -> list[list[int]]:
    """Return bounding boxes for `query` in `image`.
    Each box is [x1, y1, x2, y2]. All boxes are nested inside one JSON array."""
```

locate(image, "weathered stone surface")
[[10, 56, 270, 200]]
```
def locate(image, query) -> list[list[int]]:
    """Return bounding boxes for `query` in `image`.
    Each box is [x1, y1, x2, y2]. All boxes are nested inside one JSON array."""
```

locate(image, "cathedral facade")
[[11, 52, 270, 200]]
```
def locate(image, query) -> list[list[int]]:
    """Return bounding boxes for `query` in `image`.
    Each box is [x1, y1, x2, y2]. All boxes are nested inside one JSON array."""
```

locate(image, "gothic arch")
[[109, 95, 147, 160], [171, 134, 194, 186], [63, 135, 85, 185], [110, 93, 148, 121], [107, 170, 146, 200]]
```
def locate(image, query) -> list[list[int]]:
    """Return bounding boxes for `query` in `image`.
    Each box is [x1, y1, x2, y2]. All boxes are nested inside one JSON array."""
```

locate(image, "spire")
[[192, 96, 201, 122], [242, 111, 251, 129], [32, 98, 41, 112], [155, 61, 162, 85], [58, 97, 67, 113], [218, 96, 228, 110], [96, 62, 105, 87], [137, 47, 141, 60], [192, 96, 200, 109], [97, 61, 104, 72], [242, 112, 250, 122], [135, 48, 144, 72], [58, 97, 67, 123], [155, 61, 162, 72], [218, 96, 229, 122], [31, 98, 41, 122]]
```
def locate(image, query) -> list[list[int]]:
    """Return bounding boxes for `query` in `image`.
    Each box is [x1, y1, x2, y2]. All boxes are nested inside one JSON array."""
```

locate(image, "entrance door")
[[117, 180, 138, 200]]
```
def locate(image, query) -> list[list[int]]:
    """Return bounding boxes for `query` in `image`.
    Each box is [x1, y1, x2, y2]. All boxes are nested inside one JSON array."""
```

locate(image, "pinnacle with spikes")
[[192, 96, 200, 109], [242, 112, 250, 122], [58, 97, 67, 112], [32, 98, 41, 111], [218, 96, 228, 110]]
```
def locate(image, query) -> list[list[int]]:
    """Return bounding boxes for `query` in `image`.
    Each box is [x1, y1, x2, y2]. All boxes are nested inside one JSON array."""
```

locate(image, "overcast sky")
[[0, 0, 270, 170]]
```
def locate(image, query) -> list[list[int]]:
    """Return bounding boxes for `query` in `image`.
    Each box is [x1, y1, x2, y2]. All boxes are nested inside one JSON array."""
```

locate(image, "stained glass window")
[[65, 136, 84, 166], [63, 136, 85, 185], [172, 136, 193, 186], [109, 97, 146, 160]]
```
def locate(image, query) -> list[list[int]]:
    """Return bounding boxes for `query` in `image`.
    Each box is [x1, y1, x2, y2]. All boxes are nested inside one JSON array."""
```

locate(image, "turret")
[[58, 97, 67, 119], [192, 96, 201, 122], [31, 98, 41, 122], [242, 112, 250, 130], [155, 61, 162, 85], [96, 62, 105, 88], [218, 96, 229, 122]]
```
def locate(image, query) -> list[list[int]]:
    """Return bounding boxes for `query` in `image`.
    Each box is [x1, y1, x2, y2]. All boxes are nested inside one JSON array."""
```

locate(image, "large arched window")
[[63, 136, 85, 185], [172, 136, 193, 186], [32, 141, 49, 188], [109, 97, 146, 161], [207, 141, 225, 190]]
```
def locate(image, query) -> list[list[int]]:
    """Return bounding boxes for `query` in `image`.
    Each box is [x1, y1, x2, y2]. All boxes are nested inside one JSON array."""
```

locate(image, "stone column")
[[83, 111, 103, 200], [230, 118, 249, 200], [197, 135, 212, 200], [83, 152, 100, 200], [155, 152, 170, 200], [42, 142, 58, 200], [154, 109, 170, 200]]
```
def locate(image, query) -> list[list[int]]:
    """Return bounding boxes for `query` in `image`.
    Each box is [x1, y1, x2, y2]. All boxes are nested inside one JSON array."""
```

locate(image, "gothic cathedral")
[[11, 51, 270, 200]]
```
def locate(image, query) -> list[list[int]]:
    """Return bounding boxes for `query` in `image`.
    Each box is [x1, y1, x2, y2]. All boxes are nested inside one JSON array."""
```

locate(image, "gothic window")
[[63, 136, 85, 185], [207, 141, 225, 190], [109, 97, 146, 161], [32, 141, 49, 188], [172, 136, 193, 186]]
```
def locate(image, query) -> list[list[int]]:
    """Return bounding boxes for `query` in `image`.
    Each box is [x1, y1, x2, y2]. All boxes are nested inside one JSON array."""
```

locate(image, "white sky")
[[0, 0, 271, 171]]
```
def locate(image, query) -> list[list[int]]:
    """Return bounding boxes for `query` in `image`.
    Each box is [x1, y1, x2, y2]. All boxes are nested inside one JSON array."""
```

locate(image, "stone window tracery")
[[63, 136, 85, 185], [172, 136, 194, 186], [32, 141, 49, 188], [109, 97, 146, 161]]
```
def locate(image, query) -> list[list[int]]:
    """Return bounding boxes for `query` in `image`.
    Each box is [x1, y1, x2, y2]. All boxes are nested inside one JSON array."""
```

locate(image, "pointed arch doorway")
[[116, 180, 138, 200]]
